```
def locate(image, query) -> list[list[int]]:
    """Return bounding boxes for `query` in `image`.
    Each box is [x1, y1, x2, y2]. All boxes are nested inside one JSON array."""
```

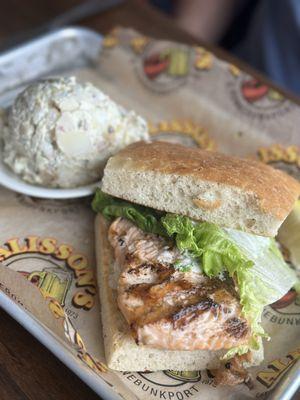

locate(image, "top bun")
[[101, 141, 300, 236]]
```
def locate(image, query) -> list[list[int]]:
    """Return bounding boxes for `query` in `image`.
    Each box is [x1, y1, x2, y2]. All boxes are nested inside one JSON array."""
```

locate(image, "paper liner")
[[0, 27, 300, 399]]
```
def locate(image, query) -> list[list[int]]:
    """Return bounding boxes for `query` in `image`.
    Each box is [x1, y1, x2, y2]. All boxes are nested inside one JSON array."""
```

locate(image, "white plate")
[[0, 160, 99, 199]]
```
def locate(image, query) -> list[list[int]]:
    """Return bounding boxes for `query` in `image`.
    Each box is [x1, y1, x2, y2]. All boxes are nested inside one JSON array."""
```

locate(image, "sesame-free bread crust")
[[95, 214, 263, 371], [102, 141, 300, 236]]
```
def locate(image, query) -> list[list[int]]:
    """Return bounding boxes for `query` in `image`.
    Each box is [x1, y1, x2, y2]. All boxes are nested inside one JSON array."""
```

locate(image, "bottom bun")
[[95, 214, 263, 371]]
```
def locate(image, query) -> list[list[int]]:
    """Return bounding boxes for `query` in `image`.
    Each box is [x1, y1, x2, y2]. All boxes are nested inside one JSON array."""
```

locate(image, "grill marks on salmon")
[[108, 217, 250, 351]]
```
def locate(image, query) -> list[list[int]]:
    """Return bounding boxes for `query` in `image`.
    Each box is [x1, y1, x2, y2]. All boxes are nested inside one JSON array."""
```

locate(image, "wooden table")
[[0, 1, 298, 399]]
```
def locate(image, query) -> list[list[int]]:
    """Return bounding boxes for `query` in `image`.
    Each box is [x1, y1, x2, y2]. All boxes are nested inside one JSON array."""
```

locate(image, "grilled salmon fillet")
[[108, 217, 250, 351]]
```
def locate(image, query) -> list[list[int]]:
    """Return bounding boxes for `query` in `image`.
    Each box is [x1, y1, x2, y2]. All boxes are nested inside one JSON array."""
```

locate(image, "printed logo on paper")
[[0, 235, 108, 375], [102, 34, 119, 49], [0, 236, 96, 311], [121, 369, 215, 399], [48, 298, 107, 374], [136, 42, 191, 92], [256, 348, 300, 389], [257, 144, 300, 181], [102, 28, 122, 49], [149, 119, 216, 150], [269, 289, 300, 315], [193, 47, 213, 71], [137, 370, 201, 387], [130, 36, 150, 54], [227, 69, 293, 119]]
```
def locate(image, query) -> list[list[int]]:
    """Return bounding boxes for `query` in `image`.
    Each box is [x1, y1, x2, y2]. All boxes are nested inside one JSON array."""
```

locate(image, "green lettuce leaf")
[[161, 214, 253, 277], [92, 188, 167, 237], [161, 214, 298, 357]]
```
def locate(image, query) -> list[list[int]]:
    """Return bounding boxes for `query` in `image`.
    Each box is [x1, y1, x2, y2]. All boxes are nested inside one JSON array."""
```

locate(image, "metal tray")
[[0, 26, 298, 400], [0, 26, 102, 106]]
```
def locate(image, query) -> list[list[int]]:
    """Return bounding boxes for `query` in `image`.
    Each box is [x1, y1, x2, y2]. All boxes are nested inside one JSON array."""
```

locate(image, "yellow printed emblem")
[[229, 64, 241, 77], [0, 236, 96, 310], [258, 144, 300, 167], [256, 349, 300, 388], [103, 34, 118, 48], [194, 47, 213, 70], [149, 120, 216, 150], [131, 36, 150, 54], [257, 144, 300, 181]]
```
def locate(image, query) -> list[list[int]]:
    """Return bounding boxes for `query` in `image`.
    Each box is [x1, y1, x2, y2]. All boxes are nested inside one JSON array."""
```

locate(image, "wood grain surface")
[[0, 308, 100, 400], [0, 1, 298, 400]]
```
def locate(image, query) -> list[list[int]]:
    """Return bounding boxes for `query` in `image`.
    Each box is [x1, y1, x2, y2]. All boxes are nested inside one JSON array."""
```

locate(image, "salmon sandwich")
[[92, 141, 300, 384]]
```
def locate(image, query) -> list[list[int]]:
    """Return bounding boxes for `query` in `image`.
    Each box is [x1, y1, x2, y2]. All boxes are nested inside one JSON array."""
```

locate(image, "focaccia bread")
[[101, 141, 300, 237]]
